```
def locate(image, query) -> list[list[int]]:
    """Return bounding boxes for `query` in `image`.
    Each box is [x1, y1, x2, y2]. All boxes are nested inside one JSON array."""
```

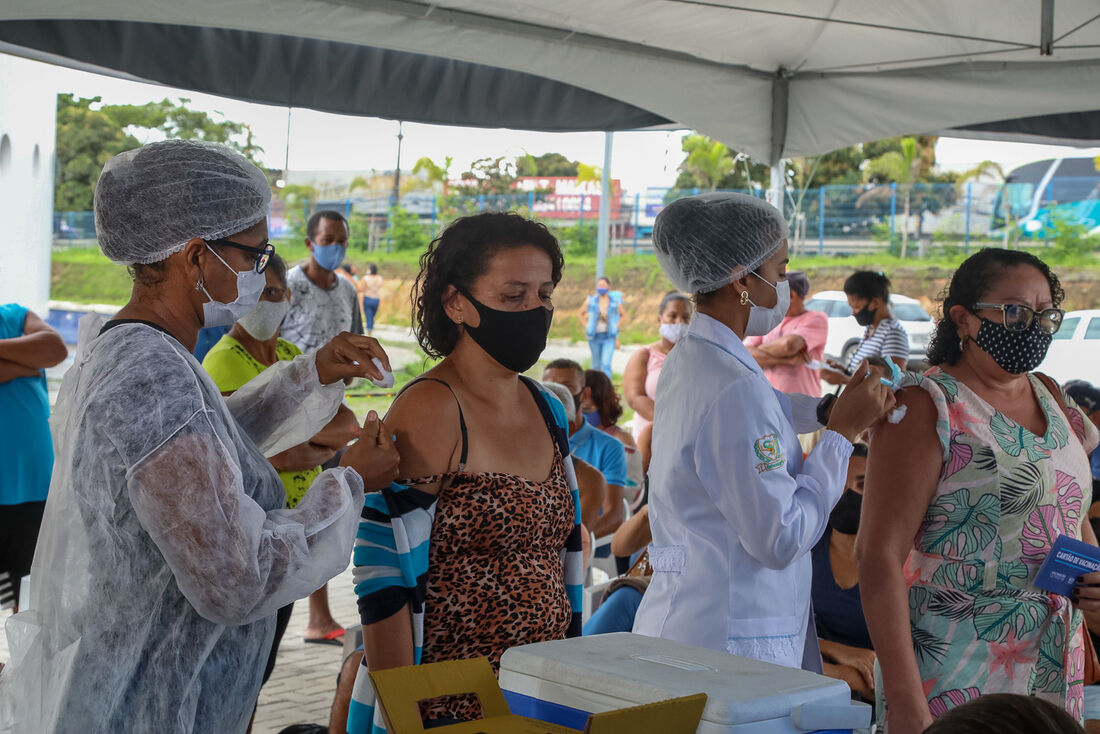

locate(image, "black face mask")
[[571, 391, 583, 413], [829, 489, 863, 535], [460, 291, 553, 373], [853, 303, 876, 327], [974, 317, 1052, 375]]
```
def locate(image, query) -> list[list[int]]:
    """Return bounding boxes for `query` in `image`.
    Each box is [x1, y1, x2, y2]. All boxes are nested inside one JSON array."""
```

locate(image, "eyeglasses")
[[205, 238, 275, 274], [973, 302, 1065, 335]]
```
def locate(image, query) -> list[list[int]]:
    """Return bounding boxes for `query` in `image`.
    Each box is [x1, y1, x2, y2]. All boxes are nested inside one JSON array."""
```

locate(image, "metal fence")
[[54, 176, 1100, 255]]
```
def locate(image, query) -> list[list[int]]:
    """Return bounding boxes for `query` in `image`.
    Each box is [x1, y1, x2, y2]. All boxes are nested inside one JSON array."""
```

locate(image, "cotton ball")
[[887, 405, 909, 424], [371, 357, 395, 389]]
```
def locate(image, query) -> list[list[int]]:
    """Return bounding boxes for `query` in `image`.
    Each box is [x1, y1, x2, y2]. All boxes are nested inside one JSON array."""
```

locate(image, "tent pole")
[[768, 161, 785, 212], [596, 131, 613, 282]]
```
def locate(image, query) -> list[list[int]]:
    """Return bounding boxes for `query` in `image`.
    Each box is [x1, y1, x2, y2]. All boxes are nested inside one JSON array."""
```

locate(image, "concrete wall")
[[0, 54, 56, 315]]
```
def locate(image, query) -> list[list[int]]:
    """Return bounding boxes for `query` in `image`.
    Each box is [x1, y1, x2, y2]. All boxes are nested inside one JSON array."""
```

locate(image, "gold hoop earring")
[[740, 291, 749, 306]]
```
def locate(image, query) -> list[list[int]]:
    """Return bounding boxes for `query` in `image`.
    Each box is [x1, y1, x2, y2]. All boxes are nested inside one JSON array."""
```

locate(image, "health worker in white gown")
[[0, 140, 400, 734], [632, 193, 894, 670]]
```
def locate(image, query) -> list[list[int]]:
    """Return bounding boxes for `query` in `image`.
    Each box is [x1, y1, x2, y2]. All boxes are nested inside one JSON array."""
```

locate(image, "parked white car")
[[804, 290, 936, 366], [1036, 309, 1100, 387]]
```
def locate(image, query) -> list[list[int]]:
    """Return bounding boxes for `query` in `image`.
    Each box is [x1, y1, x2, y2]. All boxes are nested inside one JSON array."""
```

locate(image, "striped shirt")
[[845, 318, 911, 372]]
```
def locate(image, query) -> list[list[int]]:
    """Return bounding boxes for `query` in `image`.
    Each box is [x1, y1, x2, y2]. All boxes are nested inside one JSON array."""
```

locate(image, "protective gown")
[[0, 317, 365, 733]]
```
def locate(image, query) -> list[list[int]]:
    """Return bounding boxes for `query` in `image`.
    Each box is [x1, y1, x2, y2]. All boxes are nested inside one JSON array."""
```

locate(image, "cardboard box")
[[369, 657, 707, 733]]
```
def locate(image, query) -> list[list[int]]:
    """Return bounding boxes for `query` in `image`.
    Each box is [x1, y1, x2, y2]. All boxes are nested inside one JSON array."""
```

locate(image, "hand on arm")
[[0, 310, 67, 369], [310, 403, 361, 451], [0, 358, 41, 383], [857, 388, 941, 734], [825, 361, 895, 442], [818, 639, 876, 694]]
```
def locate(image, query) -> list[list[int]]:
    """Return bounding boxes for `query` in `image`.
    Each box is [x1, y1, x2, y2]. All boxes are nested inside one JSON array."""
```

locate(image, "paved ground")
[[254, 566, 360, 734]]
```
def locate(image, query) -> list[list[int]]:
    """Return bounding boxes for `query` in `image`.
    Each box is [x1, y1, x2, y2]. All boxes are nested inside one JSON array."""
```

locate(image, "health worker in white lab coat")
[[632, 193, 894, 670], [0, 140, 400, 734]]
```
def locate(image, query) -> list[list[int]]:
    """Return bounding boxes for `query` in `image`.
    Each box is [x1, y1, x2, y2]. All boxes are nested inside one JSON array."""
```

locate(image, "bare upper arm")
[[384, 380, 463, 491], [622, 348, 649, 400], [857, 387, 942, 568], [22, 310, 56, 336]]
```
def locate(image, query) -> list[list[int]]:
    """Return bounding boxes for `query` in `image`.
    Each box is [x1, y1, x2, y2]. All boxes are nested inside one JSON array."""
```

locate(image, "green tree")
[[54, 94, 265, 212], [676, 134, 734, 189], [528, 152, 578, 177], [863, 136, 923, 258], [54, 95, 141, 211], [280, 184, 319, 242], [412, 156, 453, 189], [455, 156, 517, 195]]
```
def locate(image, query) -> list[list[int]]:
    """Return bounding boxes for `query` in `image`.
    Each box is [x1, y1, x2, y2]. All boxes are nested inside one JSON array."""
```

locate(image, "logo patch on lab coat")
[[753, 433, 785, 473]]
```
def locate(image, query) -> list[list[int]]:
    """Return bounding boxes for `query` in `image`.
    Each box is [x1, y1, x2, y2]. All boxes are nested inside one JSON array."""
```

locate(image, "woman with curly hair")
[[346, 212, 584, 732], [859, 248, 1100, 732]]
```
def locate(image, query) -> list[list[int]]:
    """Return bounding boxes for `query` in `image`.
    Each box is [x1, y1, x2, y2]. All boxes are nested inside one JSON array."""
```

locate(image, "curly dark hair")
[[412, 212, 564, 359], [584, 369, 623, 426], [843, 271, 891, 303], [927, 247, 1064, 367]]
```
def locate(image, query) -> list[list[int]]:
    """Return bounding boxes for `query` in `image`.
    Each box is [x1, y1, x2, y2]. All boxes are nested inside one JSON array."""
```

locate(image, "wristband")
[[816, 393, 837, 427]]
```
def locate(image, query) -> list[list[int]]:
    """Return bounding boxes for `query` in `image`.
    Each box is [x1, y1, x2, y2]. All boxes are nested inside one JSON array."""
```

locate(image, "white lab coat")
[[632, 313, 852, 669]]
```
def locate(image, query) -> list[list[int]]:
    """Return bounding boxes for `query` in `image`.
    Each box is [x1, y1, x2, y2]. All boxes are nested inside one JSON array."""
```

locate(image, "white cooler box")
[[499, 632, 871, 734]]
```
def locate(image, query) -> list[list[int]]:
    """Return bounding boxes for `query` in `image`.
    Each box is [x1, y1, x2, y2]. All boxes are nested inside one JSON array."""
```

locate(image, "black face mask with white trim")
[[974, 317, 1052, 374]]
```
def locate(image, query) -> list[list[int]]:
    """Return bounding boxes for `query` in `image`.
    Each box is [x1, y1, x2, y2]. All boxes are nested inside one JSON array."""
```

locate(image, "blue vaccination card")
[[1034, 534, 1100, 596]]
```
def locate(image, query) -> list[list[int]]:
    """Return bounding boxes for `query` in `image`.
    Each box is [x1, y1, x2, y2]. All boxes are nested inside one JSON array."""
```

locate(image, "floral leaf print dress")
[[878, 367, 1099, 723]]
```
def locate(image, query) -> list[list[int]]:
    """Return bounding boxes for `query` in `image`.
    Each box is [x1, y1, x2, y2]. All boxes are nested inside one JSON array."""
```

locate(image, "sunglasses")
[[205, 238, 275, 274], [973, 302, 1065, 335]]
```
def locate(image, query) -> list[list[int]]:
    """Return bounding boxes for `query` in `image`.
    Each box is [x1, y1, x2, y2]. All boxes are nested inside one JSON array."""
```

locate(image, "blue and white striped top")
[[845, 318, 911, 372]]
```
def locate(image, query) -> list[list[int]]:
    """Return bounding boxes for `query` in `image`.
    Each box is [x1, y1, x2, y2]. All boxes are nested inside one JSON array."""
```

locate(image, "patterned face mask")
[[974, 317, 1052, 374]]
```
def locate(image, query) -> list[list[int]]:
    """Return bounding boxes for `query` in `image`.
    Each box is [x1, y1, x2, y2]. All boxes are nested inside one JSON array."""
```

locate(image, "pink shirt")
[[743, 310, 828, 397]]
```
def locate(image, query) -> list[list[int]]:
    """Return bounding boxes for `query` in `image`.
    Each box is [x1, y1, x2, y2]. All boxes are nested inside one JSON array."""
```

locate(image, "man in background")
[[281, 210, 363, 354]]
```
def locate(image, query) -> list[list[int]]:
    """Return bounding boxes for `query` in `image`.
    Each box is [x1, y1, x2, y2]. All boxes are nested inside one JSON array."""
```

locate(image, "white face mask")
[[198, 246, 266, 328], [658, 322, 690, 344], [744, 273, 790, 337], [238, 299, 290, 341]]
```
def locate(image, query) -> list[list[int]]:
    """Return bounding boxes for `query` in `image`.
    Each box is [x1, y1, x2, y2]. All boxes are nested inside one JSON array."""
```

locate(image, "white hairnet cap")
[[653, 192, 788, 294], [94, 139, 271, 265]]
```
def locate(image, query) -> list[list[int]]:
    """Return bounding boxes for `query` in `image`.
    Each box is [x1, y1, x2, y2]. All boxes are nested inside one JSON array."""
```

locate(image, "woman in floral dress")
[[859, 248, 1099, 733]]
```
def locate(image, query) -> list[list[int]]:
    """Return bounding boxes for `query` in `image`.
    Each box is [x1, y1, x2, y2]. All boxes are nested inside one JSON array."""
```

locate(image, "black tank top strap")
[[398, 377, 469, 471]]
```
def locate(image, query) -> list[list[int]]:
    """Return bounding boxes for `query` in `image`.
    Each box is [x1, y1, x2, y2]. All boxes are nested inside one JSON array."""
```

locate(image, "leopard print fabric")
[[406, 447, 574, 723]]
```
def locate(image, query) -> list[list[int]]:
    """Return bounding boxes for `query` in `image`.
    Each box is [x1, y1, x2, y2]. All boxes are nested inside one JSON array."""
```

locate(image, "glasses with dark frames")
[[973, 302, 1065, 335], [205, 238, 275, 274]]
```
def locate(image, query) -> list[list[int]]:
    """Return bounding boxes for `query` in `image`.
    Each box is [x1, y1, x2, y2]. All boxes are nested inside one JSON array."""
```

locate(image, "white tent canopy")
[[2, 1, 1099, 161]]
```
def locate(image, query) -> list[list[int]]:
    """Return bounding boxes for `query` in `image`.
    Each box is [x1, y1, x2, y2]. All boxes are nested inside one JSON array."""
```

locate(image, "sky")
[[10, 53, 1100, 195]]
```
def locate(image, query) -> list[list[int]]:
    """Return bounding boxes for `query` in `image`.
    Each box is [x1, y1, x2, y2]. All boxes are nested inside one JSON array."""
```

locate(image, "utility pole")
[[391, 121, 404, 208]]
